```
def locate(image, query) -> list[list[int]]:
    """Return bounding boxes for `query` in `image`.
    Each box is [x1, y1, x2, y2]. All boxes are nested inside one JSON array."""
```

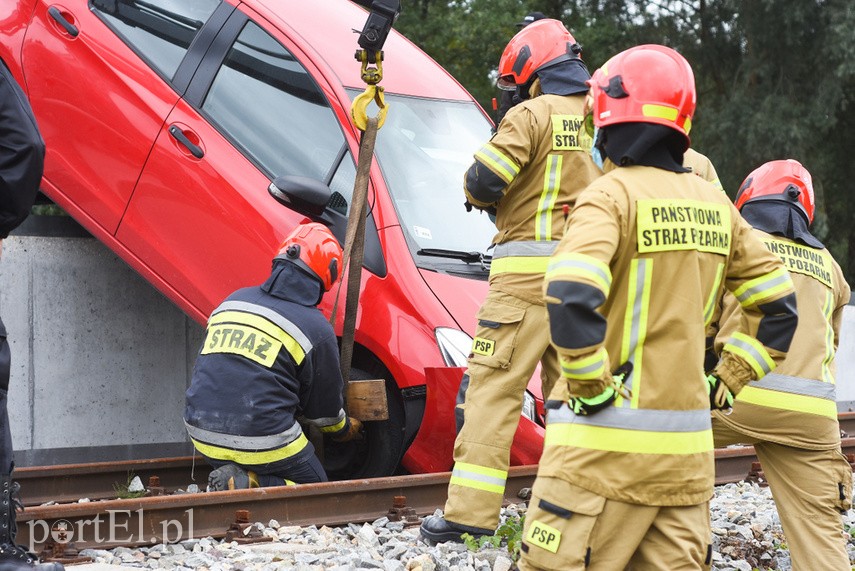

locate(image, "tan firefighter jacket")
[[464, 82, 602, 304], [713, 230, 850, 449], [540, 163, 798, 506], [683, 147, 723, 192]]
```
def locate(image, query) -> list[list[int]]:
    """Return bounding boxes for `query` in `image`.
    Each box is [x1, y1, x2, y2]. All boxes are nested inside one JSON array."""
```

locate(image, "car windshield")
[[350, 91, 497, 263]]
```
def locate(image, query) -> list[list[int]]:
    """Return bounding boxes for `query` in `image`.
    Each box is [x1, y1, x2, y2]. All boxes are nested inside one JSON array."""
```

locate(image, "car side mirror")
[[268, 175, 332, 218]]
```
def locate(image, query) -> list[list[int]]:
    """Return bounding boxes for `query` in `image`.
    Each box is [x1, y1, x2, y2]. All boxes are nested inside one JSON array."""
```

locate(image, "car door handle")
[[48, 6, 79, 37], [168, 125, 204, 159]]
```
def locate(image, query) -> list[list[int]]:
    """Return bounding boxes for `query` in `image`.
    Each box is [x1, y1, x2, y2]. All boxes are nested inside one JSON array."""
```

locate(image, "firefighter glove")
[[332, 418, 364, 442], [569, 362, 633, 416], [706, 373, 734, 412]]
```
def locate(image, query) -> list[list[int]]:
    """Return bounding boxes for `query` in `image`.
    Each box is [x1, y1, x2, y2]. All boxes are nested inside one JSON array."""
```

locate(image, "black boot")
[[0, 473, 64, 570], [419, 514, 493, 544]]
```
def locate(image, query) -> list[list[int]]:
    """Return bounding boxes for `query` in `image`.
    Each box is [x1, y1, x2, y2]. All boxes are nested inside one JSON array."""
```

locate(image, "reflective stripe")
[[545, 253, 612, 294], [737, 383, 837, 419], [749, 373, 836, 400], [450, 462, 507, 495], [208, 310, 305, 365], [185, 420, 303, 450], [214, 300, 312, 352], [618, 258, 652, 408], [536, 155, 562, 241], [490, 241, 558, 276], [545, 404, 712, 455], [191, 432, 309, 465], [475, 144, 520, 183], [733, 268, 793, 307], [306, 409, 348, 433], [560, 348, 607, 380], [821, 290, 835, 384], [723, 332, 775, 378], [703, 263, 725, 326]]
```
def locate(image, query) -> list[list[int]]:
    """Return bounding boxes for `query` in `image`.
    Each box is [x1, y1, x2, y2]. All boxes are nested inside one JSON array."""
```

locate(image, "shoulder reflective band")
[[185, 420, 303, 450], [490, 240, 558, 276], [545, 403, 712, 455], [449, 461, 508, 495], [821, 290, 835, 384], [636, 199, 731, 255], [306, 408, 348, 433], [703, 263, 725, 327], [736, 373, 837, 419], [214, 300, 312, 352], [475, 143, 520, 184], [551, 114, 590, 151], [526, 520, 562, 553], [618, 258, 652, 408], [732, 267, 793, 308], [763, 238, 834, 288], [723, 332, 775, 378], [545, 253, 612, 295], [536, 155, 562, 242], [560, 348, 607, 380]]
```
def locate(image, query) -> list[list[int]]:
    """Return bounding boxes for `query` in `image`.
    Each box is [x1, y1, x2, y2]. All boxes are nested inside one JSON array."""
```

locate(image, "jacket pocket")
[[522, 477, 606, 569], [468, 301, 526, 370]]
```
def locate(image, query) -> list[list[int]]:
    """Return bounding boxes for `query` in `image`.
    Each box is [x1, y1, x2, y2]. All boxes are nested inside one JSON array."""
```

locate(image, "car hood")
[[418, 269, 488, 337]]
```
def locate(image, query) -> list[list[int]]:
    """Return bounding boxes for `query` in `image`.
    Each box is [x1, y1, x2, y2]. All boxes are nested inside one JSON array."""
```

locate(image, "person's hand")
[[568, 362, 633, 415], [706, 373, 734, 412], [332, 418, 364, 442]]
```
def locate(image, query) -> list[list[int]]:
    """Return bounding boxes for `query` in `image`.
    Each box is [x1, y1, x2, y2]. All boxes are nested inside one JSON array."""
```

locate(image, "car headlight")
[[521, 390, 537, 422], [435, 327, 472, 368]]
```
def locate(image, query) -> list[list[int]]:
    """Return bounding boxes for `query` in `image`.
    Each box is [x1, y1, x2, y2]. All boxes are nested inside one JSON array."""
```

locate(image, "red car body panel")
[[1, 0, 546, 475]]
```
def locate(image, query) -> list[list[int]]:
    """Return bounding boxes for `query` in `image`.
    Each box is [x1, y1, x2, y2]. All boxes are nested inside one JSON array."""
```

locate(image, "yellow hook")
[[351, 83, 388, 131]]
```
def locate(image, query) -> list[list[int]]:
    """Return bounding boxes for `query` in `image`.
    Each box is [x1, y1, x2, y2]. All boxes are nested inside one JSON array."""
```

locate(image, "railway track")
[[14, 412, 855, 557]]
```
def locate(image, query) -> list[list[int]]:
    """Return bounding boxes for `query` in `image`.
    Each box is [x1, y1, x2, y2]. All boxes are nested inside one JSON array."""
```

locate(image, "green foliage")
[[461, 513, 525, 561], [394, 0, 855, 283]]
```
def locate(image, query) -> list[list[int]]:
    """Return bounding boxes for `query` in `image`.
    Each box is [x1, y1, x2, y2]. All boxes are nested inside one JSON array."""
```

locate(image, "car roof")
[[249, 0, 474, 101]]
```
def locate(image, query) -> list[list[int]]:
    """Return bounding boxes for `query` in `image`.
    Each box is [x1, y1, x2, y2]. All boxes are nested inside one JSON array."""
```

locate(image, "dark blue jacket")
[[185, 262, 348, 446]]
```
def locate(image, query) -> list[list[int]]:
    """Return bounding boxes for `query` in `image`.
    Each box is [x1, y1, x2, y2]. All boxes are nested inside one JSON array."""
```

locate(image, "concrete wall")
[[836, 305, 855, 410], [0, 216, 204, 466]]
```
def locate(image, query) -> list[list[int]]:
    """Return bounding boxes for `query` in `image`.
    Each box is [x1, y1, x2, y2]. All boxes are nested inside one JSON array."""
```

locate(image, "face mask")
[[590, 127, 605, 171]]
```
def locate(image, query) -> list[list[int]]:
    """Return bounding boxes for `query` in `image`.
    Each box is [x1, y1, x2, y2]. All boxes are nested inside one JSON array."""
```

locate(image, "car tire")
[[322, 368, 405, 480]]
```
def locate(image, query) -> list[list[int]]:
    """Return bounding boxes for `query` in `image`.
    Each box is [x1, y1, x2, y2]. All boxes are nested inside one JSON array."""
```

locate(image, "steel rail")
[[14, 413, 855, 553]]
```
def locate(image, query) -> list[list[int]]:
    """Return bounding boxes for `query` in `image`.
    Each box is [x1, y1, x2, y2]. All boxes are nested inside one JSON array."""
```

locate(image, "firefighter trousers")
[[444, 289, 560, 531], [518, 476, 712, 570], [713, 420, 851, 571]]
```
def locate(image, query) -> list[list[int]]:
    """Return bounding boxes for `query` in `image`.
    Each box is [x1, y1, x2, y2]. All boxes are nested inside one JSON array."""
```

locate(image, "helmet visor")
[[497, 75, 517, 91]]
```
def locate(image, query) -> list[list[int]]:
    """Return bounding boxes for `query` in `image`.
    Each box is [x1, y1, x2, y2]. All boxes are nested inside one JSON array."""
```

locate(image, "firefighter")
[[518, 45, 799, 570], [420, 19, 602, 543], [710, 159, 851, 570], [184, 223, 362, 491], [0, 58, 64, 571]]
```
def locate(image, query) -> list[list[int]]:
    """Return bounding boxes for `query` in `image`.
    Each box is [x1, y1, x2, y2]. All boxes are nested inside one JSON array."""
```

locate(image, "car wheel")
[[322, 369, 405, 480]]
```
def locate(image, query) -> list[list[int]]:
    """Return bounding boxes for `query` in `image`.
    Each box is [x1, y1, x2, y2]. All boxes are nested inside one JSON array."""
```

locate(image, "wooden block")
[[346, 379, 389, 421]]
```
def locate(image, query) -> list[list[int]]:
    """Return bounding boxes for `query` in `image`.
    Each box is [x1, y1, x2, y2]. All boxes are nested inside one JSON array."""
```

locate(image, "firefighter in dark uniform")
[[184, 223, 362, 490], [420, 19, 601, 543], [518, 45, 798, 570], [0, 57, 63, 570], [711, 159, 852, 570]]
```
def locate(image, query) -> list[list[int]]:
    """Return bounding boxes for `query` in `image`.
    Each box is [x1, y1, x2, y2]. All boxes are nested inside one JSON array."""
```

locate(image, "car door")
[[20, 0, 223, 234], [116, 5, 357, 321]]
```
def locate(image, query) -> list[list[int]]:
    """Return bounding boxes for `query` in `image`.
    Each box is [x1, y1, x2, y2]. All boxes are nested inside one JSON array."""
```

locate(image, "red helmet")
[[734, 159, 815, 223], [497, 19, 581, 90], [587, 44, 696, 147], [275, 223, 343, 292]]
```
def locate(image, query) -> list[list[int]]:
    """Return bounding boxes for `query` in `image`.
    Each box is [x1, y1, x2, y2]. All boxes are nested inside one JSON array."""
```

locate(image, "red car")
[[0, 0, 545, 478]]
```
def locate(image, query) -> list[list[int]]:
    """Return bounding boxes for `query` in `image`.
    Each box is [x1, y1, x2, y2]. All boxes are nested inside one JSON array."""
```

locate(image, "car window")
[[201, 21, 346, 183], [90, 0, 220, 80]]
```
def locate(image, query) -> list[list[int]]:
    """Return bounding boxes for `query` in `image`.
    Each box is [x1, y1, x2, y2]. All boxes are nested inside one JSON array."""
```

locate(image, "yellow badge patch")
[[636, 199, 731, 255], [763, 238, 833, 288], [526, 520, 562, 553], [551, 115, 591, 151], [201, 324, 281, 367], [472, 337, 496, 356]]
